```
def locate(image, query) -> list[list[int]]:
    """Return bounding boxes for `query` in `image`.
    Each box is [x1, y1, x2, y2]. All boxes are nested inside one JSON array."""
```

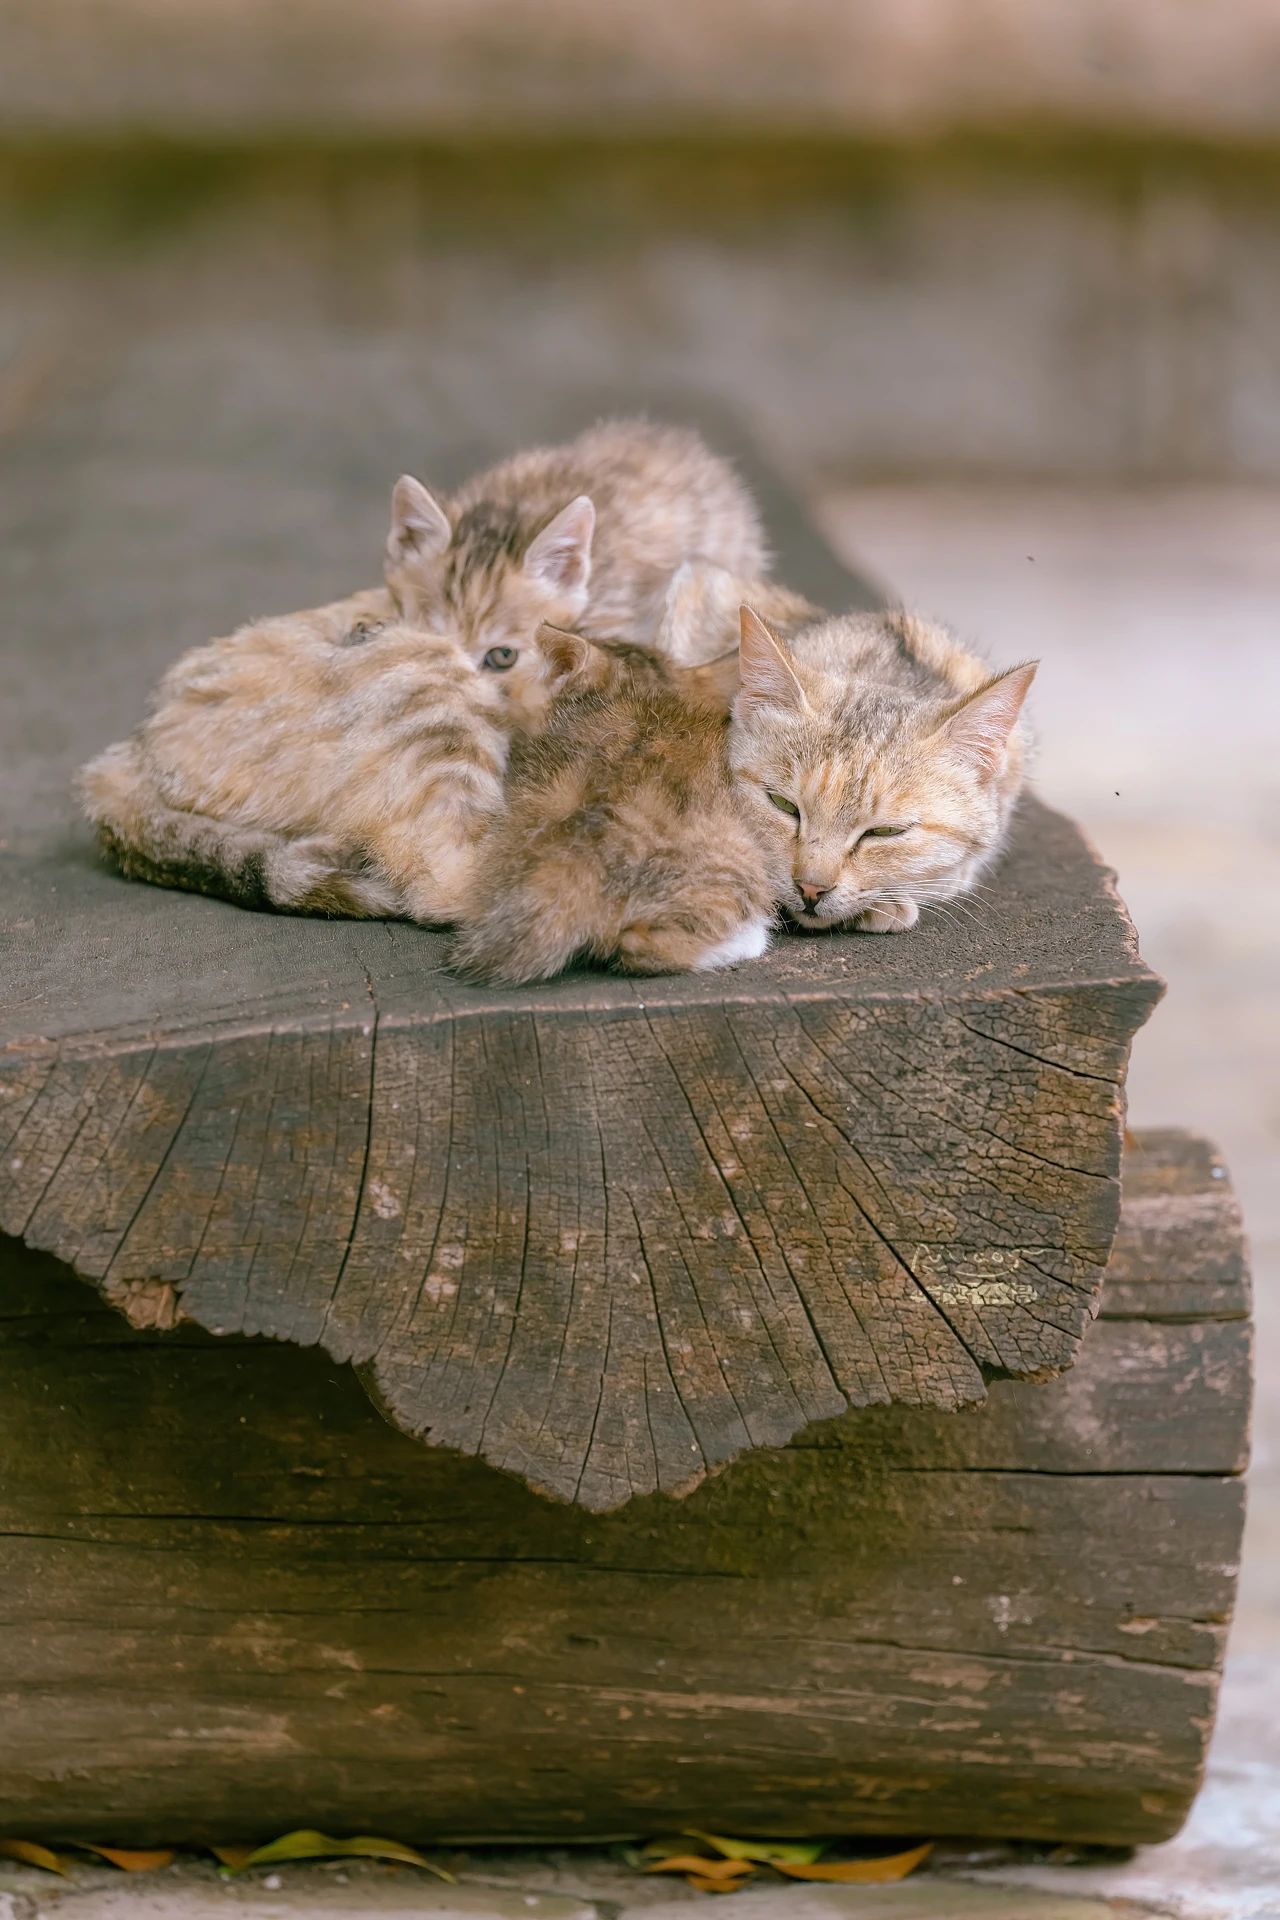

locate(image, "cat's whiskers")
[[914, 900, 973, 937], [907, 883, 995, 935]]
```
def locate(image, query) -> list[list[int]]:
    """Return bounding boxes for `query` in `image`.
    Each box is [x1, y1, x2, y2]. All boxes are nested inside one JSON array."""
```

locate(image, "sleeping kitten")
[[734, 606, 1036, 934], [451, 612, 802, 984], [81, 593, 511, 923], [384, 418, 766, 722]]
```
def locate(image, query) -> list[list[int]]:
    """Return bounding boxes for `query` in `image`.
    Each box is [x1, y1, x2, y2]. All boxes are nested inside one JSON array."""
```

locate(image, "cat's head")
[[385, 476, 596, 727], [729, 607, 1036, 931]]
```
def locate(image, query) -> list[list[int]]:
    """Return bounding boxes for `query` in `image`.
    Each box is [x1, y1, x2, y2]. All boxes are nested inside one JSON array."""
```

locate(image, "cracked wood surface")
[[0, 376, 1161, 1504], [0, 1130, 1250, 1844]]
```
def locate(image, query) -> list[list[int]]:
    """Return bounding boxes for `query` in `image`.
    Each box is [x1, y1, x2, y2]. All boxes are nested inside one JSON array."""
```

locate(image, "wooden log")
[[0, 400, 1160, 1507], [0, 1130, 1250, 1847]]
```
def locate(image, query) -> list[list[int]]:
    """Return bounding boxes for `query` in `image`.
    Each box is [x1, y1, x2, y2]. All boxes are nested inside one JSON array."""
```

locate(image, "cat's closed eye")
[[483, 646, 519, 672], [768, 791, 800, 819]]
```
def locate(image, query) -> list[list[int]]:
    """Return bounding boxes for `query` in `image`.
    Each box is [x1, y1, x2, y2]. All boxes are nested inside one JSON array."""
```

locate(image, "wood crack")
[[101, 1041, 211, 1287], [946, 1011, 1120, 1085], [766, 1040, 988, 1383]]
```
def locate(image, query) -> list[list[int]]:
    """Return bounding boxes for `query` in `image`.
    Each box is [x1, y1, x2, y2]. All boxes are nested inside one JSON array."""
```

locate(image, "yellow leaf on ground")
[[633, 1835, 695, 1857], [685, 1873, 753, 1894], [686, 1831, 825, 1865], [0, 1840, 71, 1876], [209, 1846, 256, 1870], [231, 1831, 454, 1881], [80, 1847, 175, 1872], [775, 1842, 934, 1883], [646, 1855, 756, 1881]]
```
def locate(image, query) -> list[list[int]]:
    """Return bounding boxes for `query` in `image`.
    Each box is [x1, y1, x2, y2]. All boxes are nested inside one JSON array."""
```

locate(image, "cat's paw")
[[853, 898, 919, 935], [692, 918, 772, 970]]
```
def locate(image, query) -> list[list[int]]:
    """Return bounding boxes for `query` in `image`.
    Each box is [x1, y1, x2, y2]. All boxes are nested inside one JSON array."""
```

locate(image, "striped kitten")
[[81, 558, 762, 920], [81, 592, 511, 922], [451, 613, 802, 984], [385, 418, 766, 724], [737, 606, 1036, 934]]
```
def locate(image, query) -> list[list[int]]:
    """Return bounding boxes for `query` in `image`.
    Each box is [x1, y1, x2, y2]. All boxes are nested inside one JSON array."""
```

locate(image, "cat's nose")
[[797, 880, 832, 908]]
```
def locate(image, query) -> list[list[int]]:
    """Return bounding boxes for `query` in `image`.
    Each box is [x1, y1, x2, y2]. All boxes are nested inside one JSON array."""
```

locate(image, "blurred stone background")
[[1, 3, 1277, 1913]]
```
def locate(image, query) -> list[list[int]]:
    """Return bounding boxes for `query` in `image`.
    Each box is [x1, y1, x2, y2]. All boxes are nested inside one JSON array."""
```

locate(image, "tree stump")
[[0, 1130, 1250, 1846], [0, 407, 1160, 1507]]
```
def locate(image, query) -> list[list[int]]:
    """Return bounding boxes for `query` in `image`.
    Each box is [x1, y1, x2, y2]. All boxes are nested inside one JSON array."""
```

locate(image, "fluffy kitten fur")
[[384, 419, 766, 723], [81, 592, 510, 922], [452, 615, 803, 984], [454, 591, 1035, 983], [736, 606, 1036, 935], [81, 560, 757, 918]]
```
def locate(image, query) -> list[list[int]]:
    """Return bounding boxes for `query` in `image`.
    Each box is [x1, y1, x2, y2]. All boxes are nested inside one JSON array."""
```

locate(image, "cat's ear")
[[658, 559, 739, 666], [937, 662, 1037, 774], [388, 475, 451, 564], [736, 605, 807, 714], [536, 622, 611, 693], [525, 496, 595, 599]]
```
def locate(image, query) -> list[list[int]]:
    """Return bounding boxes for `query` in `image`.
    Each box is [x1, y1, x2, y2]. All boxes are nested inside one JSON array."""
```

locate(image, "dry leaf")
[[0, 1840, 71, 1876], [209, 1845, 256, 1870], [646, 1855, 756, 1881], [631, 1837, 702, 1864], [79, 1847, 175, 1872], [685, 1875, 747, 1893], [776, 1842, 933, 1883], [230, 1830, 454, 1881], [686, 1830, 825, 1865]]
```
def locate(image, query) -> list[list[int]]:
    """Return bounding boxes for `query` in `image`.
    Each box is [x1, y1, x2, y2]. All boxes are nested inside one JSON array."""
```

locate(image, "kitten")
[[733, 606, 1036, 935], [80, 556, 767, 919], [451, 616, 812, 985], [81, 593, 511, 923], [384, 418, 766, 723]]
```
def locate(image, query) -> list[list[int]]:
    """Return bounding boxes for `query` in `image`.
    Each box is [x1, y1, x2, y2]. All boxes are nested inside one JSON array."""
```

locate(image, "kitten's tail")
[[451, 848, 612, 985], [79, 739, 403, 919]]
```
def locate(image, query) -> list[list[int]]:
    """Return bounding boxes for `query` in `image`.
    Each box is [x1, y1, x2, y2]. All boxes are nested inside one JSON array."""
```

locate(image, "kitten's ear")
[[525, 496, 595, 599], [388, 475, 451, 564], [937, 662, 1038, 774], [658, 559, 738, 666], [536, 622, 611, 693], [736, 605, 807, 714]]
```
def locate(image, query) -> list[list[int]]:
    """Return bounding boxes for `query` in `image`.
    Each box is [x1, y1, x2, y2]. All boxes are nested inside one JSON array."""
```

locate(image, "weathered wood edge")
[[0, 964, 1161, 1510]]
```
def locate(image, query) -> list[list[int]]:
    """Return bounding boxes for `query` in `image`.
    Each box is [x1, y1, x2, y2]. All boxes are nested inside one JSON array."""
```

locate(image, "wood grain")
[[0, 1131, 1249, 1846]]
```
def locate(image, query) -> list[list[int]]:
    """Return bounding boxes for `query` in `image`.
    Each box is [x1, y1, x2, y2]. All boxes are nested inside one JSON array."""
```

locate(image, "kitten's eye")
[[768, 792, 801, 819], [861, 824, 909, 841], [482, 646, 518, 671]]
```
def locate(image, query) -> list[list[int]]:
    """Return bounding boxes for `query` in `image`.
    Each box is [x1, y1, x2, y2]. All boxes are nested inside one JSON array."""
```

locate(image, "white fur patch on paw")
[[693, 919, 772, 970], [855, 899, 919, 935]]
